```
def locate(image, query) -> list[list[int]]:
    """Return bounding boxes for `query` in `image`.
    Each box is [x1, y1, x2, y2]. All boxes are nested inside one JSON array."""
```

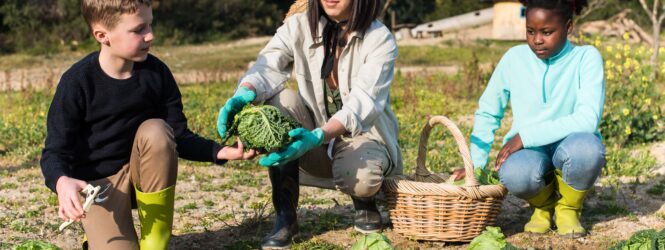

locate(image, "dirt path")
[[1, 151, 664, 249]]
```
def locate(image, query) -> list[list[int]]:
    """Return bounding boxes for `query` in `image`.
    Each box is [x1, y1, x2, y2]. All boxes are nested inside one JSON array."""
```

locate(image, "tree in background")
[[424, 0, 489, 22], [0, 0, 88, 54], [385, 0, 436, 26], [152, 0, 286, 45], [638, 0, 665, 77], [0, 0, 291, 54]]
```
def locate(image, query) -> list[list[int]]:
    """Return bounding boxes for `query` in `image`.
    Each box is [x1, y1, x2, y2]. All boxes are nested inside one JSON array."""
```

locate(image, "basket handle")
[[415, 115, 478, 186]]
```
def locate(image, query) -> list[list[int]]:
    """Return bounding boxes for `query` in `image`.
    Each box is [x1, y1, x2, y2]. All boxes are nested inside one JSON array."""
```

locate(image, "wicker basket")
[[383, 116, 508, 242]]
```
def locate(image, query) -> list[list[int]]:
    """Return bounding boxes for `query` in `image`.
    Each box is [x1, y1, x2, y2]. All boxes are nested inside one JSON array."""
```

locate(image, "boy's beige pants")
[[81, 119, 177, 250], [267, 90, 395, 198]]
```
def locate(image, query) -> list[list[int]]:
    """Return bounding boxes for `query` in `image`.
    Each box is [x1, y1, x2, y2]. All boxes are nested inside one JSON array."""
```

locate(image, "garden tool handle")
[[58, 184, 101, 231], [415, 115, 478, 186]]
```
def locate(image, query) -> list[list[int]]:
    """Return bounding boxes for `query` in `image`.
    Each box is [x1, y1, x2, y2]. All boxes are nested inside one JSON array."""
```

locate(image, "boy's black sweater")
[[41, 52, 224, 192]]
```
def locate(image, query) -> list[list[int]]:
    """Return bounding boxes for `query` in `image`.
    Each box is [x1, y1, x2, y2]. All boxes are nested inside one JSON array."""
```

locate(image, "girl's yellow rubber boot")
[[524, 181, 556, 233], [554, 171, 587, 237]]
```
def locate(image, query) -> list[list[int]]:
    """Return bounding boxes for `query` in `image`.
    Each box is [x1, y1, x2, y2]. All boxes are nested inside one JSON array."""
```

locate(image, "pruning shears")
[[58, 184, 102, 231]]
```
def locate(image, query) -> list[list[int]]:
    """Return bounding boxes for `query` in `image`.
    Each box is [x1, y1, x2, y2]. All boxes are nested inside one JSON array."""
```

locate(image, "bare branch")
[[640, 0, 655, 17], [576, 0, 609, 21], [379, 0, 393, 20], [656, 0, 660, 14]]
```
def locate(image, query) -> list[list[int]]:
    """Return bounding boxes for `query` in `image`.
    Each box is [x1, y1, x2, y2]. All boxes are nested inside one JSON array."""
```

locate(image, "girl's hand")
[[55, 176, 88, 222], [218, 137, 257, 160], [495, 134, 523, 171]]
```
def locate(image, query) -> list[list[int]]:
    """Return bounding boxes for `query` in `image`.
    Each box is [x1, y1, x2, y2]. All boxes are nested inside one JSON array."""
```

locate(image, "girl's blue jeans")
[[499, 132, 606, 199]]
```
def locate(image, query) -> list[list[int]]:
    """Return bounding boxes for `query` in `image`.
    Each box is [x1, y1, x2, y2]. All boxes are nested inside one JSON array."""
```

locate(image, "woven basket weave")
[[383, 116, 508, 242]]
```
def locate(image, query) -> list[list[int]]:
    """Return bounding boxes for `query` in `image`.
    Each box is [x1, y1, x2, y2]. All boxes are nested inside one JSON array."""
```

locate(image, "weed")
[[1, 182, 17, 190], [177, 202, 198, 213], [203, 199, 214, 207], [292, 237, 343, 250]]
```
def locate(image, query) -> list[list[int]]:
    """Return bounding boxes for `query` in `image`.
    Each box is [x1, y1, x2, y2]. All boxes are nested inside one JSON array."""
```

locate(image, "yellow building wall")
[[492, 2, 526, 40]]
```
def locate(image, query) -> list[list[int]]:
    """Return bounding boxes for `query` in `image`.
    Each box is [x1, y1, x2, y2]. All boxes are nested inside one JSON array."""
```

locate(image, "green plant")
[[468, 226, 521, 250], [351, 233, 394, 250], [647, 178, 665, 196], [608, 228, 665, 250], [226, 105, 301, 152], [13, 240, 60, 250], [292, 237, 343, 250], [604, 145, 657, 177], [585, 35, 665, 146], [177, 202, 197, 213]]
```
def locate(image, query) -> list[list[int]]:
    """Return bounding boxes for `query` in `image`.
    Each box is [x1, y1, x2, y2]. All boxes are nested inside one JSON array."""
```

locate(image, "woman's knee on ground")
[[332, 161, 385, 198]]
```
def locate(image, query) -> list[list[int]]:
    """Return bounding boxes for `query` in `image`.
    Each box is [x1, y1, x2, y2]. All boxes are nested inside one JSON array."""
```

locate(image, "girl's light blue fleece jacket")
[[470, 40, 605, 169]]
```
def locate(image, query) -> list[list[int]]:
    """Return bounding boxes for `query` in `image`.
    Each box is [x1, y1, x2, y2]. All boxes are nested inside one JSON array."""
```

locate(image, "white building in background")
[[407, 0, 526, 41]]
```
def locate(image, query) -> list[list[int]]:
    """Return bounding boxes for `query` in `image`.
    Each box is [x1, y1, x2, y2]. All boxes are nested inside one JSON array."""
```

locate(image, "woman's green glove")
[[217, 86, 256, 140], [259, 128, 324, 167]]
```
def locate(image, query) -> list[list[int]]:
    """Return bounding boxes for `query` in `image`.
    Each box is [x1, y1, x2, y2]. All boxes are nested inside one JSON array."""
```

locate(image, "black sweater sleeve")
[[40, 75, 85, 192], [158, 62, 227, 165]]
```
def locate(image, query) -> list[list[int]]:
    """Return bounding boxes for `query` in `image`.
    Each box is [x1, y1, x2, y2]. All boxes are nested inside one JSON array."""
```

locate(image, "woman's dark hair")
[[308, 0, 382, 40], [519, 0, 589, 21]]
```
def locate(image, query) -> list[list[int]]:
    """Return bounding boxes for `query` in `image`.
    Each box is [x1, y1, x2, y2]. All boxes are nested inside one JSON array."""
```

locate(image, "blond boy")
[[40, 1, 254, 249]]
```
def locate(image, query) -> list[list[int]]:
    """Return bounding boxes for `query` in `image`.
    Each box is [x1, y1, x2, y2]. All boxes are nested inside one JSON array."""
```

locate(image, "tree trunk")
[[653, 21, 660, 75], [379, 0, 393, 20]]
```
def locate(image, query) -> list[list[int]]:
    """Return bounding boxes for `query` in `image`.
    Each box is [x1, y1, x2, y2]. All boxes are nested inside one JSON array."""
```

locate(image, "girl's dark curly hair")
[[519, 0, 589, 21]]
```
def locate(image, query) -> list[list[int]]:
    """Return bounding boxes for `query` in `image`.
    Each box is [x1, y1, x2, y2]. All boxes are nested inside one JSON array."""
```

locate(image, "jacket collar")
[[543, 40, 572, 64], [311, 15, 365, 47]]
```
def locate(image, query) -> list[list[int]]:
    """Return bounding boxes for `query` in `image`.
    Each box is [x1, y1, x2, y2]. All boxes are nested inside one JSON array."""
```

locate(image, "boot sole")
[[354, 226, 382, 234]]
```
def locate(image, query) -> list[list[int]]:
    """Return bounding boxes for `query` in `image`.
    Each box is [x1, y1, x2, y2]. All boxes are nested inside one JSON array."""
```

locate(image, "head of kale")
[[225, 105, 301, 152]]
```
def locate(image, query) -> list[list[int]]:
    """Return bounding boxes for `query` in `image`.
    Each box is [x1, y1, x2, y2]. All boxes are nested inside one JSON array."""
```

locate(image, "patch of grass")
[[647, 178, 665, 196], [604, 145, 657, 177], [177, 202, 198, 213], [0, 215, 10, 229], [46, 195, 58, 206], [585, 202, 630, 217], [10, 220, 36, 233], [203, 199, 215, 207], [23, 209, 41, 219], [0, 182, 18, 190], [300, 197, 332, 206], [225, 239, 260, 250], [300, 211, 349, 234], [0, 242, 12, 249], [153, 42, 265, 72], [200, 183, 221, 192], [625, 213, 639, 222], [292, 237, 343, 250], [656, 212, 665, 220], [396, 40, 519, 67], [223, 171, 260, 188]]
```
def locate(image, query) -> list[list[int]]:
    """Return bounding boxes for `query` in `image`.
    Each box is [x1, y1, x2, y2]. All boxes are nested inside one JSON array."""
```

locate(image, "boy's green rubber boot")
[[524, 181, 556, 233], [554, 171, 587, 237], [135, 185, 175, 250]]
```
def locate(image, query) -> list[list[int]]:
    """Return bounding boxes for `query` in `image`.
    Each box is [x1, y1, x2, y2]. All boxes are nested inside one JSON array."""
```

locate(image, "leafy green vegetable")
[[468, 226, 521, 250], [609, 229, 665, 250], [475, 168, 501, 185], [225, 105, 301, 152], [351, 233, 394, 250], [13, 240, 60, 250], [454, 168, 501, 186]]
